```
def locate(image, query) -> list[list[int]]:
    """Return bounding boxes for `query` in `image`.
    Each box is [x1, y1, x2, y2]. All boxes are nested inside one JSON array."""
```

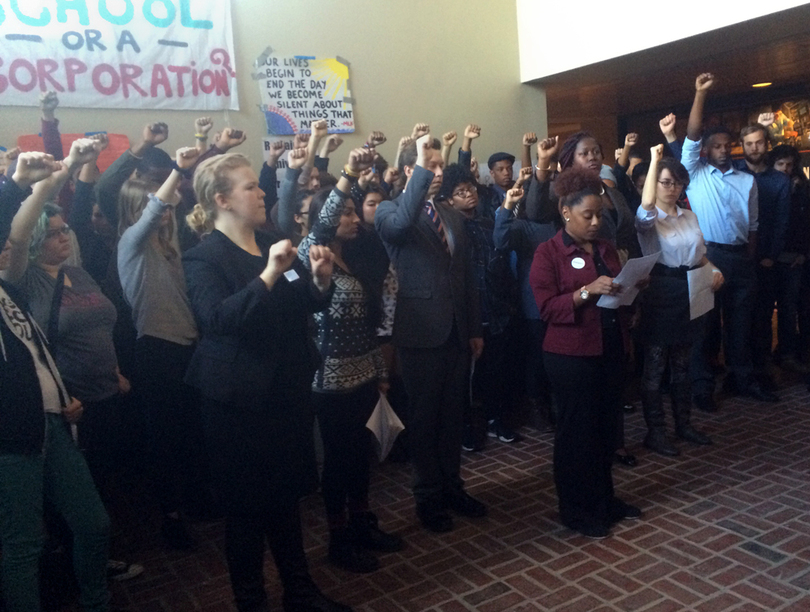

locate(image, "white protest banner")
[[0, 0, 238, 111], [255, 51, 354, 135]]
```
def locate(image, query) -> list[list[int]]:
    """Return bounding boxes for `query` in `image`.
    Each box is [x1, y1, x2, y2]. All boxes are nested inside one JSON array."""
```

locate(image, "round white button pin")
[[571, 257, 585, 270]]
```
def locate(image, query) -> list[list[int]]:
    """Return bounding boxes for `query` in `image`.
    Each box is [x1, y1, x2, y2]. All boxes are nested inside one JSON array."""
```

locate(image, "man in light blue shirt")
[[681, 72, 777, 410]]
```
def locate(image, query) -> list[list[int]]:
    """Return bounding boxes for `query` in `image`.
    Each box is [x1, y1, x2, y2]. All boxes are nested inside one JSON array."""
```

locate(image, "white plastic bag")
[[366, 392, 405, 461]]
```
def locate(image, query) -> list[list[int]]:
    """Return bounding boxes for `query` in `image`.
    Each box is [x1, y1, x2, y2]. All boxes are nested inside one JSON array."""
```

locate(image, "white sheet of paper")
[[596, 252, 661, 309], [687, 265, 715, 320]]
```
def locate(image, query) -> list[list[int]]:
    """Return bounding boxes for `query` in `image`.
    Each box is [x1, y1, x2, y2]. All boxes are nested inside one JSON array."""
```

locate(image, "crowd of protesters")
[[1, 72, 809, 611]]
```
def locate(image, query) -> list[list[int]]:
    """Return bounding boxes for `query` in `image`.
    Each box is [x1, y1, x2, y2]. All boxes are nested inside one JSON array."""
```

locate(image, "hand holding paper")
[[596, 252, 660, 309]]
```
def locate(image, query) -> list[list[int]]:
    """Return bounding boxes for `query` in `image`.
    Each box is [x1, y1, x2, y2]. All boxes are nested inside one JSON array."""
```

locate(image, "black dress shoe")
[[349, 512, 404, 553], [676, 425, 712, 446], [416, 502, 453, 533], [643, 430, 680, 456], [622, 403, 636, 413], [608, 498, 643, 524], [745, 382, 779, 403], [443, 489, 487, 518], [693, 394, 718, 413], [614, 452, 637, 467]]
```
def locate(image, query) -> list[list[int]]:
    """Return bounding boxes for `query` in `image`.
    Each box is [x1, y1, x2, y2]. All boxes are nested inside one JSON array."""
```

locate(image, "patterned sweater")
[[298, 188, 387, 392]]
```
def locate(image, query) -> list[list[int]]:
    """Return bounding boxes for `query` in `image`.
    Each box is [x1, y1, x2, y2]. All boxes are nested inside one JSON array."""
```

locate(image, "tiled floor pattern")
[[101, 381, 810, 612]]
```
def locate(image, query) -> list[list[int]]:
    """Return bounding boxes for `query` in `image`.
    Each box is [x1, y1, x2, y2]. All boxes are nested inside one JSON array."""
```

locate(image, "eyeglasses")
[[45, 225, 71, 239], [658, 180, 683, 190], [452, 187, 474, 198]]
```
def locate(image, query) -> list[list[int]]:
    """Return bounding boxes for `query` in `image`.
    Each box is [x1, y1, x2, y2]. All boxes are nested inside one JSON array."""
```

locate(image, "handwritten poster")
[[0, 0, 238, 111], [255, 52, 354, 135]]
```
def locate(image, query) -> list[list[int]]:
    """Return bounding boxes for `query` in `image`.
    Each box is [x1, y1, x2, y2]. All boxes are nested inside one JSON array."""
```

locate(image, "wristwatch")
[[579, 286, 590, 301]]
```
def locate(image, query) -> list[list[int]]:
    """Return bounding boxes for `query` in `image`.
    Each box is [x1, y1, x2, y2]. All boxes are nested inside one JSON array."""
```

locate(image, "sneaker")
[[106, 559, 144, 582], [349, 512, 403, 553], [462, 425, 485, 452], [487, 420, 522, 444]]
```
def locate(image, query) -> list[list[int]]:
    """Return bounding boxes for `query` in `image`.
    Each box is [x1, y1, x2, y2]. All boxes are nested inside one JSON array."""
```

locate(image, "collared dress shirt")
[[635, 205, 706, 268], [681, 137, 758, 245]]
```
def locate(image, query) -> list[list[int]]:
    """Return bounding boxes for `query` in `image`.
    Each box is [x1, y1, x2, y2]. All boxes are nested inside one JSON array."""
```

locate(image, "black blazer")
[[182, 229, 330, 405], [375, 166, 482, 349]]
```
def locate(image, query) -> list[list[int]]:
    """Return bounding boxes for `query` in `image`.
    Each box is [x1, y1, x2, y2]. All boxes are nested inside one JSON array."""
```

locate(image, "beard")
[[744, 152, 765, 166]]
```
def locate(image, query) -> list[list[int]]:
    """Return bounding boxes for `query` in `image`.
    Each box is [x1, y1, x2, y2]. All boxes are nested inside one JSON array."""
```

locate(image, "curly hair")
[[438, 163, 476, 201], [554, 167, 603, 215]]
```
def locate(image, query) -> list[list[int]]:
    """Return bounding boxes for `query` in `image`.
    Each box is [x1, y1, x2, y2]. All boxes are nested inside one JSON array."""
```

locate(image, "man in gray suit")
[[375, 134, 485, 532]]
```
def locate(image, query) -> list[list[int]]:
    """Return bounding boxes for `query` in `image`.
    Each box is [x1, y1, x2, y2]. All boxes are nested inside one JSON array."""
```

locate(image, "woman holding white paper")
[[530, 168, 641, 540], [636, 145, 723, 456], [297, 144, 403, 575]]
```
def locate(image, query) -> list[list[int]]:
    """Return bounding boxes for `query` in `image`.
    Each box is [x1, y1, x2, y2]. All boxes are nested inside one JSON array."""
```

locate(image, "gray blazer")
[[375, 166, 482, 349]]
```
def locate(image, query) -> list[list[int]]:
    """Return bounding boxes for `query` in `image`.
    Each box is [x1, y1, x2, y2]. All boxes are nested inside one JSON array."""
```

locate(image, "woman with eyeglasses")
[[2, 141, 129, 488], [635, 145, 723, 457]]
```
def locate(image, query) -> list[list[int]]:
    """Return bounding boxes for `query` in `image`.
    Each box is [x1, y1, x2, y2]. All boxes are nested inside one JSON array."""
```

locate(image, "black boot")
[[641, 388, 679, 456], [349, 512, 403, 553], [671, 380, 712, 446]]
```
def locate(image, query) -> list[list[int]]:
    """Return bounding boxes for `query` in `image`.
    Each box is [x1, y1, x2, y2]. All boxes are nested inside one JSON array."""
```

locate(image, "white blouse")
[[635, 205, 706, 268]]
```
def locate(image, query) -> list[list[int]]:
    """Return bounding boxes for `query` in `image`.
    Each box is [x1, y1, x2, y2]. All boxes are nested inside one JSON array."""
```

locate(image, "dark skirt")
[[636, 272, 702, 346]]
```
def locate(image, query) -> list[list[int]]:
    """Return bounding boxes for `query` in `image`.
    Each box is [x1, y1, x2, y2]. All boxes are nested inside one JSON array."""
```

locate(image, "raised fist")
[[464, 124, 481, 140], [523, 132, 537, 146], [442, 131, 457, 147], [758, 112, 775, 127], [411, 123, 430, 139], [267, 140, 285, 165], [367, 131, 386, 147], [65, 138, 100, 168], [90, 133, 109, 151], [658, 113, 676, 137], [347, 147, 375, 174], [695, 73, 714, 92], [537, 136, 560, 164], [195, 117, 214, 135], [287, 147, 307, 170], [39, 91, 59, 114], [310, 119, 328, 139], [625, 133, 638, 147], [143, 122, 169, 146], [175, 146, 201, 170], [216, 128, 247, 151], [515, 166, 533, 188], [13, 152, 61, 188], [324, 134, 343, 154]]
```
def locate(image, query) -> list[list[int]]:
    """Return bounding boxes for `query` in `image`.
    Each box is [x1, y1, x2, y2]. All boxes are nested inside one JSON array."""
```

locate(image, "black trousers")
[[398, 334, 468, 504], [226, 500, 314, 612], [312, 381, 378, 519], [691, 246, 755, 395], [471, 327, 514, 424], [543, 330, 624, 526], [134, 335, 210, 515]]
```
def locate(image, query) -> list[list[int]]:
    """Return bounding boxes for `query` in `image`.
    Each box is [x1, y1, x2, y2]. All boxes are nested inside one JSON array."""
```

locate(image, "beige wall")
[[0, 1, 546, 171]]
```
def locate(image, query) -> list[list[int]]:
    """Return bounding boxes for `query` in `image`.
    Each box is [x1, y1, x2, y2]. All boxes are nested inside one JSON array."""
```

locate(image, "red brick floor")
[[101, 380, 810, 612]]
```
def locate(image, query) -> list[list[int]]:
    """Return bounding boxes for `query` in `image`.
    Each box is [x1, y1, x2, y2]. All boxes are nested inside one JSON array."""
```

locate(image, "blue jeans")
[[0, 414, 110, 612]]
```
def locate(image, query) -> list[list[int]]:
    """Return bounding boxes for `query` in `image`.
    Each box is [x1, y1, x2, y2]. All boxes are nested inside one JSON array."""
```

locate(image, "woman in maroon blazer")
[[529, 168, 641, 539]]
